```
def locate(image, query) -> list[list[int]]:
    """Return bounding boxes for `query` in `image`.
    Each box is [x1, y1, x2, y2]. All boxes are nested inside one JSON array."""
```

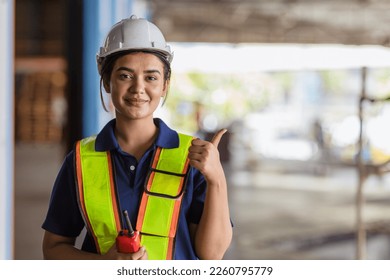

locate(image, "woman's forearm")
[[194, 176, 232, 260]]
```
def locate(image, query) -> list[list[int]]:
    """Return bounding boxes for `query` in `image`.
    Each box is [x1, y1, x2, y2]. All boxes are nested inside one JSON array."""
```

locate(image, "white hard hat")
[[96, 15, 173, 73]]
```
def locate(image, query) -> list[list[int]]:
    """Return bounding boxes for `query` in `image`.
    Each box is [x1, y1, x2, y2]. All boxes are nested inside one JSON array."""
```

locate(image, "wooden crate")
[[15, 57, 67, 143]]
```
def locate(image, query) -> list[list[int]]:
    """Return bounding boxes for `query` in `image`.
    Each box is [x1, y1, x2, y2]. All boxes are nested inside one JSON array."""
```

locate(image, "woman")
[[42, 15, 232, 260]]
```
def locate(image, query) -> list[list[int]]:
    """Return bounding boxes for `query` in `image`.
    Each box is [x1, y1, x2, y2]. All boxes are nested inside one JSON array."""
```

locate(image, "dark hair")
[[99, 50, 171, 112]]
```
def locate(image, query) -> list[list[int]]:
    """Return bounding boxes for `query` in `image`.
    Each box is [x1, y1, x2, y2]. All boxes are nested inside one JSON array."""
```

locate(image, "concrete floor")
[[14, 143, 65, 260], [14, 143, 390, 260]]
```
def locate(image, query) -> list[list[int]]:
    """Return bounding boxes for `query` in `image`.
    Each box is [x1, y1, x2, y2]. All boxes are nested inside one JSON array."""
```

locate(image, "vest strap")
[[75, 136, 121, 255], [136, 133, 193, 260]]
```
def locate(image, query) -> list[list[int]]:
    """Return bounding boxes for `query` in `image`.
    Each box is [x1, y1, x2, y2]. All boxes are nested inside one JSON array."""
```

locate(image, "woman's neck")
[[114, 117, 158, 160]]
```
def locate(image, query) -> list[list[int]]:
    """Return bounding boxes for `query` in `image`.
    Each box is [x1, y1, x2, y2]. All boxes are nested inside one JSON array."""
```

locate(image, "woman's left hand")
[[188, 129, 227, 184]]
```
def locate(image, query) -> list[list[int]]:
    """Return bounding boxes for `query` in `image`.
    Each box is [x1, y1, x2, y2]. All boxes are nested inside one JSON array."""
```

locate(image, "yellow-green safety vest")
[[74, 133, 193, 259]]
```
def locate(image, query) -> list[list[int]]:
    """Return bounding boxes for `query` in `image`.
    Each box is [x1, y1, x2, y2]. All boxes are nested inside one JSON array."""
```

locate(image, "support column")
[[67, 0, 148, 152], [0, 0, 14, 260], [82, 0, 148, 137]]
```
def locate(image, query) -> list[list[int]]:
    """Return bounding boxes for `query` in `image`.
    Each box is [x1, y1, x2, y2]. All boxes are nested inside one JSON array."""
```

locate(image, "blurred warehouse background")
[[1, 0, 390, 259]]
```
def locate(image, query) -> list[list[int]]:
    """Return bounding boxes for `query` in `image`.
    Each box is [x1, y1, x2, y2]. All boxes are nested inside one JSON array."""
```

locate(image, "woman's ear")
[[162, 80, 170, 97], [103, 78, 111, 93]]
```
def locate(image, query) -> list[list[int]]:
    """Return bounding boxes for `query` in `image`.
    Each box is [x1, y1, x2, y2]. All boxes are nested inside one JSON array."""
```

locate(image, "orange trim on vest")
[[151, 147, 162, 170], [168, 156, 190, 237], [75, 140, 100, 254], [107, 151, 121, 233], [136, 147, 162, 231], [166, 238, 174, 260]]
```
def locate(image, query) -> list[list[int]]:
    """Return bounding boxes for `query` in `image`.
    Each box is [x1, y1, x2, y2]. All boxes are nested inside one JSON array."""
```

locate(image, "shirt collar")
[[95, 118, 179, 152]]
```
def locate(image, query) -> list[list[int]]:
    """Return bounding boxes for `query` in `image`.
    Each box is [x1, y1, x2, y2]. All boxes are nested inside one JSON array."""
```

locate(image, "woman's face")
[[105, 52, 168, 121]]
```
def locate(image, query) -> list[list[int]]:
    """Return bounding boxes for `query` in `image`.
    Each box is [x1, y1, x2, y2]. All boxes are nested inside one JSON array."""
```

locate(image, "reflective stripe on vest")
[[137, 133, 193, 260], [75, 136, 121, 255], [74, 133, 193, 258]]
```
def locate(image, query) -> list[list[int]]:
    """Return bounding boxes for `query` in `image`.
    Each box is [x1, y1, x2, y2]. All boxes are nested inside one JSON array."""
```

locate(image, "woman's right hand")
[[42, 230, 148, 260], [104, 244, 148, 260]]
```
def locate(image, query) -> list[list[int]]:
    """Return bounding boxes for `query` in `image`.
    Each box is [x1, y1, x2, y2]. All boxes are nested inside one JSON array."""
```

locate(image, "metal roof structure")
[[149, 0, 390, 46]]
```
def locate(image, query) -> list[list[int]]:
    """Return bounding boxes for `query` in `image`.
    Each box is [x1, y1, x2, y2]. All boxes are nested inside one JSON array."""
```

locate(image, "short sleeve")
[[41, 152, 85, 237], [186, 167, 234, 228], [187, 168, 207, 225]]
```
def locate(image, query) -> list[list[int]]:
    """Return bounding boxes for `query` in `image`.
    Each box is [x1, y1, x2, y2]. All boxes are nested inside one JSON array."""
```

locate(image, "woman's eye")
[[119, 73, 131, 79]]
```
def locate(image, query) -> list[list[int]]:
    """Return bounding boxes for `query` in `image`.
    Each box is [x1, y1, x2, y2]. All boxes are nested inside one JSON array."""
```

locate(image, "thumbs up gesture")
[[188, 129, 227, 183]]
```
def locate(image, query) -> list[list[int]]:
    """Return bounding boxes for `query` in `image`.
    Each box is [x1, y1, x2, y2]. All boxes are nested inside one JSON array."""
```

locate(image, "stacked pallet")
[[15, 58, 67, 143]]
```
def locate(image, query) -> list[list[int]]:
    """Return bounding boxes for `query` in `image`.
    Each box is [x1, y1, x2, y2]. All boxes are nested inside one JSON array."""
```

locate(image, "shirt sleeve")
[[187, 167, 207, 225], [187, 166, 234, 227], [41, 151, 85, 237]]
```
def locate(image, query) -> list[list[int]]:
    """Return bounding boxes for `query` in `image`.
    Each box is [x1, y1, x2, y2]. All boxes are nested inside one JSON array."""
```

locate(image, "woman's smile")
[[124, 97, 149, 106]]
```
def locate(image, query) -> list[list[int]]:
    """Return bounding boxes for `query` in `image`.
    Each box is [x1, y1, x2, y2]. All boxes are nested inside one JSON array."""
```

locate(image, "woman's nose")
[[130, 77, 145, 94]]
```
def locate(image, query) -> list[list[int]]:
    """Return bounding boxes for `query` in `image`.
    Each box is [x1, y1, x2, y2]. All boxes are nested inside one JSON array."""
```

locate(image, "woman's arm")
[[188, 129, 232, 260], [42, 231, 147, 260]]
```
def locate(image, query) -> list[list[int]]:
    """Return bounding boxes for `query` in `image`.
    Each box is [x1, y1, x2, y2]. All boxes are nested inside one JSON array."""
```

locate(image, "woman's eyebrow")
[[144, 69, 161, 75], [116, 66, 161, 75], [116, 66, 134, 72]]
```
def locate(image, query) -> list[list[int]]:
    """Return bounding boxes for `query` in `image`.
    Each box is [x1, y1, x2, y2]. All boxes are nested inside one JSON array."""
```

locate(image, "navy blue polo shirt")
[[42, 118, 206, 260]]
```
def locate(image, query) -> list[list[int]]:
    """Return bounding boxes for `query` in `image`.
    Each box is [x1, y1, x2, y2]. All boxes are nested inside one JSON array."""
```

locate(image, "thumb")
[[211, 129, 227, 147]]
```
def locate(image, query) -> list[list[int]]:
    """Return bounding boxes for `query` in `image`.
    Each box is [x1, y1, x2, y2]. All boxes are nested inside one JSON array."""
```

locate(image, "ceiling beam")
[[149, 0, 390, 46]]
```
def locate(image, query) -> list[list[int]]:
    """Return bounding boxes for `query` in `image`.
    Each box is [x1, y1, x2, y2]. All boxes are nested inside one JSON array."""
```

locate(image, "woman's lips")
[[124, 97, 148, 105]]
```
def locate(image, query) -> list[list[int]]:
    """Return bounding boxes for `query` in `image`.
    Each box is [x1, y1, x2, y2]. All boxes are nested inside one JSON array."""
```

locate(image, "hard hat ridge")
[[96, 15, 173, 74]]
